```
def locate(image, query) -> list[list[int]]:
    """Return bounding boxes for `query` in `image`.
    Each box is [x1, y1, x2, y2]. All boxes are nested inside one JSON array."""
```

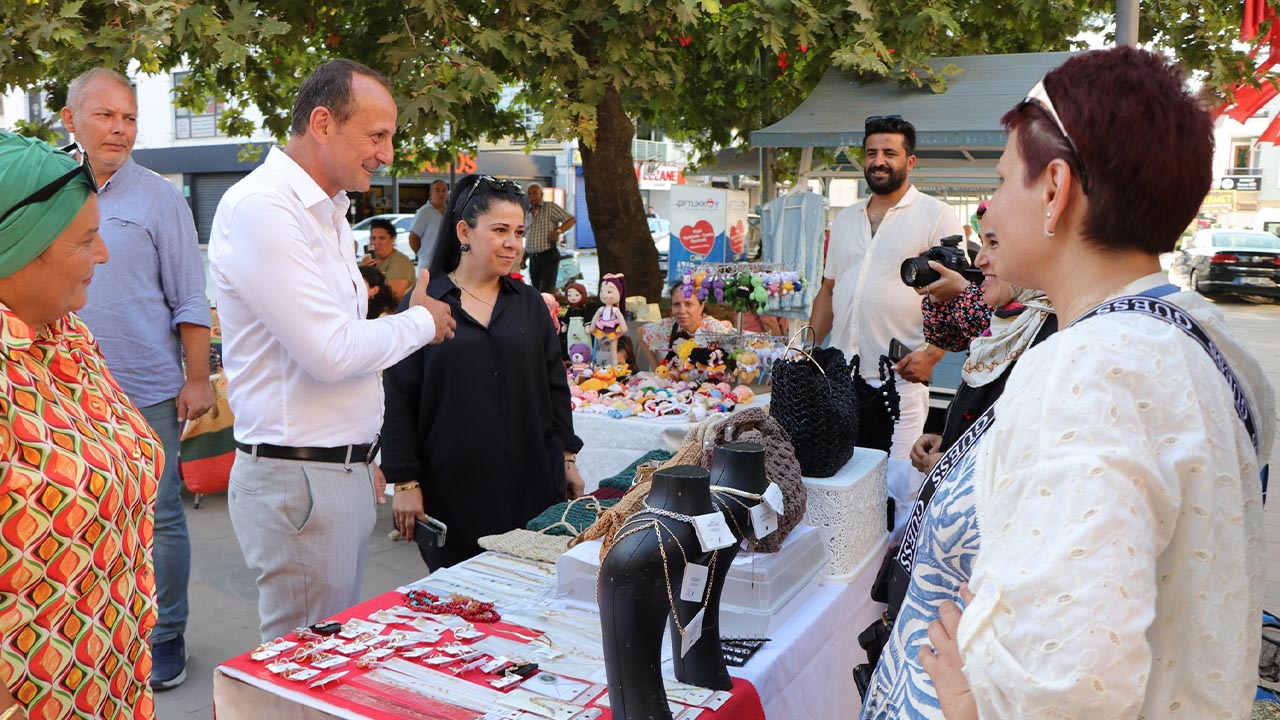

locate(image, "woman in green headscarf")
[[0, 132, 163, 720]]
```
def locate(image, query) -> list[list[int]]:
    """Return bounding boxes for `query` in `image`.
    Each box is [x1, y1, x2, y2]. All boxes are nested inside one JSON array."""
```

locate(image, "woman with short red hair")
[[862, 47, 1276, 720]]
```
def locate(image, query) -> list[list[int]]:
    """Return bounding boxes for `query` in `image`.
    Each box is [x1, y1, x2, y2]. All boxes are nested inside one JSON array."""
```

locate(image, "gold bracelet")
[[0, 705, 25, 720], [394, 481, 420, 492]]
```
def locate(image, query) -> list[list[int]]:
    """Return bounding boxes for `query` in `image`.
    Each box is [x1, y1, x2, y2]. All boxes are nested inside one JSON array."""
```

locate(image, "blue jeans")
[[141, 399, 190, 643]]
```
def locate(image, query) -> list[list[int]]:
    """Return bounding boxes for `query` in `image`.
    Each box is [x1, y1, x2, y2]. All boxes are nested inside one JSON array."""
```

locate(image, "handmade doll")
[[559, 281, 593, 359], [592, 273, 628, 365]]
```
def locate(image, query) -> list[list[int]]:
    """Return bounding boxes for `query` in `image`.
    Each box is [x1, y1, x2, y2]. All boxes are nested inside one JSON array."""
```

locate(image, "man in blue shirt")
[[64, 68, 214, 691]]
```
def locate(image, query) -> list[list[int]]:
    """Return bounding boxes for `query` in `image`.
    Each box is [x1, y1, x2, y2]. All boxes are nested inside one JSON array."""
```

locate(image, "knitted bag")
[[574, 407, 805, 555], [771, 342, 859, 477]]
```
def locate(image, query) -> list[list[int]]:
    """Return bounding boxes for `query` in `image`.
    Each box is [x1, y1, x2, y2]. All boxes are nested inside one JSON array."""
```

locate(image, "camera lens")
[[900, 257, 940, 287]]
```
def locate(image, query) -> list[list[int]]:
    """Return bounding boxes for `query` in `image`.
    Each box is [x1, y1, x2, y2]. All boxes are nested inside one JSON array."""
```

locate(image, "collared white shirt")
[[823, 185, 963, 378], [209, 147, 436, 446]]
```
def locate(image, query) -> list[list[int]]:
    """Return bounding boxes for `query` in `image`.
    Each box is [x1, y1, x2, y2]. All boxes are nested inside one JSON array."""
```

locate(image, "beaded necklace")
[[403, 589, 501, 623]]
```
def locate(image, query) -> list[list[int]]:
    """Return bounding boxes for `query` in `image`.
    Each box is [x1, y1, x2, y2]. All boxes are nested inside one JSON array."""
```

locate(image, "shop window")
[[173, 71, 223, 140]]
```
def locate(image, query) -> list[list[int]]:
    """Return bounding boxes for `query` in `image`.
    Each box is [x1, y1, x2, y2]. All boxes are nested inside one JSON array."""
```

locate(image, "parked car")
[[649, 217, 670, 271], [351, 213, 416, 260], [1169, 228, 1280, 298]]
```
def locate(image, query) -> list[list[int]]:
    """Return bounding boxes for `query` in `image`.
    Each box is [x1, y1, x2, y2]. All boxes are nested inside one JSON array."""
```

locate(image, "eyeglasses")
[[864, 114, 903, 129], [0, 142, 98, 225], [1018, 80, 1090, 196], [454, 175, 524, 213]]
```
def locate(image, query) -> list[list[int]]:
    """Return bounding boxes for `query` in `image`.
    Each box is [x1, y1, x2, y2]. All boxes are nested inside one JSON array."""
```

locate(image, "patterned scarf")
[[961, 284, 1053, 387]]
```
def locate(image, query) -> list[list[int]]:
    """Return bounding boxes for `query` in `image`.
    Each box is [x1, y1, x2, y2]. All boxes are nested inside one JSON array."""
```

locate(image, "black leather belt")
[[236, 441, 378, 465]]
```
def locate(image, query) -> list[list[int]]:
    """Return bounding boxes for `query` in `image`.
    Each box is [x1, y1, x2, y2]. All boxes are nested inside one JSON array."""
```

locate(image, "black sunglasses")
[[1017, 80, 1090, 196], [865, 114, 904, 128], [454, 175, 524, 213], [0, 142, 98, 225]]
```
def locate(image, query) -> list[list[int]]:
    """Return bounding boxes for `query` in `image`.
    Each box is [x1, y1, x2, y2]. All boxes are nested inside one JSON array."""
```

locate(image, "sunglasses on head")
[[1018, 80, 1091, 196], [864, 114, 904, 130], [0, 142, 98, 225], [454, 175, 525, 213]]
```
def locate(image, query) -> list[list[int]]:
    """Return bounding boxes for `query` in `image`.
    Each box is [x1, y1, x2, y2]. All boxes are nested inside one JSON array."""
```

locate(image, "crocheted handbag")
[[770, 328, 859, 478], [851, 354, 901, 453]]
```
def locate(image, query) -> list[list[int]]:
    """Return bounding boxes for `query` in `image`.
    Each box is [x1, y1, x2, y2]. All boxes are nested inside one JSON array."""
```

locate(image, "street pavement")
[[155, 290, 1280, 719]]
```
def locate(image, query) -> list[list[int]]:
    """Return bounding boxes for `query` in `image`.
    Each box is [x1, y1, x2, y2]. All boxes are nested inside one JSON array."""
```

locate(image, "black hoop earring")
[[459, 243, 471, 252]]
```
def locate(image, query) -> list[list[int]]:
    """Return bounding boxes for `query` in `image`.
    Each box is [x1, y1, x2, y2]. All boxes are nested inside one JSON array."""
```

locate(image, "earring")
[[1044, 226, 1056, 238], [460, 243, 471, 252]]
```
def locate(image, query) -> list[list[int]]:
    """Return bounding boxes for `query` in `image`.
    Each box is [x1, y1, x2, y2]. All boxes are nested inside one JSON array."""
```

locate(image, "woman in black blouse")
[[382, 175, 584, 568]]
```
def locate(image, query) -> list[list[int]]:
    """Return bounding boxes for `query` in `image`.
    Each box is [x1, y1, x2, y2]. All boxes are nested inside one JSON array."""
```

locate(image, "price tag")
[[481, 656, 511, 673], [312, 655, 350, 669], [749, 502, 778, 538], [680, 562, 709, 602], [491, 674, 524, 689], [679, 608, 705, 658], [692, 512, 735, 552], [762, 483, 785, 515], [284, 667, 321, 682]]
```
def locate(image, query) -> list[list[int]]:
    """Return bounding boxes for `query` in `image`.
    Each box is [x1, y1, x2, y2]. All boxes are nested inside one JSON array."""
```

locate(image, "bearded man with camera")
[[809, 115, 964, 459]]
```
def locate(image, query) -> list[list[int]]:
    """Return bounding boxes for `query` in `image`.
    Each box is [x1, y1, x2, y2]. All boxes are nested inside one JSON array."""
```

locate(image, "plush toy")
[[734, 349, 761, 384], [711, 276, 726, 304], [749, 275, 769, 311], [568, 342, 592, 368], [541, 293, 562, 332], [592, 273, 628, 365]]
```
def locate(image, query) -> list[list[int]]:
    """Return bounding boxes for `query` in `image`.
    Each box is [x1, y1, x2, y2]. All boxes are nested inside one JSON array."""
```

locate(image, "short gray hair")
[[66, 68, 134, 113]]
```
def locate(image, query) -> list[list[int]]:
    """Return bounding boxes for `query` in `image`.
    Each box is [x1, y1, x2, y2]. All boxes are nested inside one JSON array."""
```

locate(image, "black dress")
[[381, 273, 584, 567]]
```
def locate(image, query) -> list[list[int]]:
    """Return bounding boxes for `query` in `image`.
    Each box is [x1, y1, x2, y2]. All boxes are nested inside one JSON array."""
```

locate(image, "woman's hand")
[[910, 433, 944, 474], [918, 261, 972, 304], [565, 460, 585, 500], [920, 585, 978, 720], [392, 484, 428, 541]]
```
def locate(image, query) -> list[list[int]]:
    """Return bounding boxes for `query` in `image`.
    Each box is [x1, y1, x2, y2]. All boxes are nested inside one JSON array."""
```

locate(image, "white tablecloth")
[[573, 394, 770, 492], [213, 546, 883, 719]]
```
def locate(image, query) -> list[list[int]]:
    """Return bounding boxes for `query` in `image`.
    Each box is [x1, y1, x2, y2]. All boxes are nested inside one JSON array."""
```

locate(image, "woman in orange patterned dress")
[[0, 132, 162, 719]]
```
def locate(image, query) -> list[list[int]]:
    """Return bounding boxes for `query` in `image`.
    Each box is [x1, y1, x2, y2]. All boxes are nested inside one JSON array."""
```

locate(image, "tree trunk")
[[579, 83, 662, 301]]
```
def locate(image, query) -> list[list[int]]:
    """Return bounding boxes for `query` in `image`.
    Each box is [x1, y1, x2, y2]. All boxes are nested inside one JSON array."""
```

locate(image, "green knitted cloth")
[[527, 497, 621, 536], [599, 449, 674, 491]]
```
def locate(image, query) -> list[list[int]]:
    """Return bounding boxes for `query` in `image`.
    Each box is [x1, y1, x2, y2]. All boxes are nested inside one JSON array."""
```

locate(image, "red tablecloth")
[[217, 589, 765, 720]]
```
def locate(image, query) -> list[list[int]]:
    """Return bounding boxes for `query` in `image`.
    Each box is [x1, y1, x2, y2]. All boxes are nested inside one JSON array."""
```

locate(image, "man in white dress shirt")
[[810, 115, 963, 459], [209, 59, 456, 640]]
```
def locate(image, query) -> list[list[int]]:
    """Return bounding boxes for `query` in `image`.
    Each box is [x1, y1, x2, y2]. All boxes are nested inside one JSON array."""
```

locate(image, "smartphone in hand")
[[888, 338, 911, 364], [414, 515, 448, 549]]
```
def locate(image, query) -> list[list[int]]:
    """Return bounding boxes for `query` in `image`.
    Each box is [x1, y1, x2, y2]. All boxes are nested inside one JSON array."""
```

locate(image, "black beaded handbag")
[[851, 354, 901, 453], [769, 328, 859, 478]]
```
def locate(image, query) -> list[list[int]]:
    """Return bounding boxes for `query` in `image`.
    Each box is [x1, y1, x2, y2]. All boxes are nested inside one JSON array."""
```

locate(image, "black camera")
[[900, 234, 984, 287]]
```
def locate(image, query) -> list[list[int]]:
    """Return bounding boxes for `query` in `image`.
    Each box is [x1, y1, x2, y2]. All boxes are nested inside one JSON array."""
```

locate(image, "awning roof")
[[750, 51, 1076, 159]]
